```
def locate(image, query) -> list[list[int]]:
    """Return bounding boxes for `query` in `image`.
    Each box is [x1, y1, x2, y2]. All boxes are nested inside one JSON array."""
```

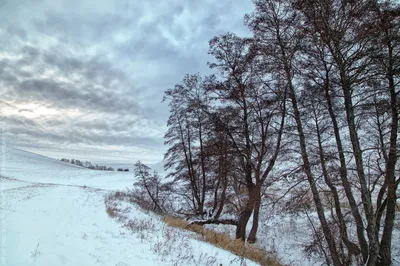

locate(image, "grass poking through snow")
[[163, 216, 281, 266], [105, 190, 281, 266]]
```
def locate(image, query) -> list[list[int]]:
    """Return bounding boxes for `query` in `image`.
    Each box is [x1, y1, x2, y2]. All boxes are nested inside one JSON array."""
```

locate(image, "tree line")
[[134, 1, 399, 265], [60, 158, 115, 171]]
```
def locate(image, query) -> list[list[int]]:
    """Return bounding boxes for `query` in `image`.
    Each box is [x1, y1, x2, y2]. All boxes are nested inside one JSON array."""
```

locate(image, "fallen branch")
[[188, 219, 238, 226]]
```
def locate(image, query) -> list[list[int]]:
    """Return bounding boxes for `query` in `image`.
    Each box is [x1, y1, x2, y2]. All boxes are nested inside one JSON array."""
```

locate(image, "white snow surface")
[[0, 147, 258, 266]]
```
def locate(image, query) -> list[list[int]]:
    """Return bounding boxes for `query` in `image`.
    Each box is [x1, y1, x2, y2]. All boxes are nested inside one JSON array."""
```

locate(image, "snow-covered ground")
[[1, 147, 398, 266], [0, 147, 258, 266]]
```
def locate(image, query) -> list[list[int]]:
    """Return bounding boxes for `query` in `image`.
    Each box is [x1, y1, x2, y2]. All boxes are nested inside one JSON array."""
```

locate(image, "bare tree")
[[206, 33, 287, 242], [133, 161, 167, 214], [163, 74, 212, 216]]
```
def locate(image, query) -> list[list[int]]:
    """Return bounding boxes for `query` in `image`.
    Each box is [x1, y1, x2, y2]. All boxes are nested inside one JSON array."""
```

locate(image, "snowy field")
[[1, 147, 399, 266], [0, 147, 257, 266]]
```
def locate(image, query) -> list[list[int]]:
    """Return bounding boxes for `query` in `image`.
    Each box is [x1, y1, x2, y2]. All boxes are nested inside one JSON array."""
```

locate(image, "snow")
[[0, 147, 258, 266], [1, 148, 134, 190], [2, 146, 398, 266]]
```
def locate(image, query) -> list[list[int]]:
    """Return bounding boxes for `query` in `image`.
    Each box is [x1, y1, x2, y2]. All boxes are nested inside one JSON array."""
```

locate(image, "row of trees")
[[161, 0, 399, 265], [60, 158, 115, 171]]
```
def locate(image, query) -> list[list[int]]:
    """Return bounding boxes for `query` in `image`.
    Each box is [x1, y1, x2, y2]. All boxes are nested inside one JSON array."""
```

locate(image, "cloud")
[[0, 0, 254, 163], [1, 45, 141, 115]]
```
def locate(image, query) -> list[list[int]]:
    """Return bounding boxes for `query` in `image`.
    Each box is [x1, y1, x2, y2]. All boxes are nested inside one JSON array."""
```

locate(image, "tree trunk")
[[235, 183, 255, 241], [214, 173, 228, 220], [199, 121, 207, 215], [379, 40, 398, 266], [247, 184, 261, 243], [312, 103, 361, 261], [322, 71, 368, 261], [285, 64, 342, 265], [338, 67, 379, 266]]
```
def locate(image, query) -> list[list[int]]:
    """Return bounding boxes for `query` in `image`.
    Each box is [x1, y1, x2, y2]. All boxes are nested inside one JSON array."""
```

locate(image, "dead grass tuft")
[[106, 206, 117, 217], [163, 216, 281, 266]]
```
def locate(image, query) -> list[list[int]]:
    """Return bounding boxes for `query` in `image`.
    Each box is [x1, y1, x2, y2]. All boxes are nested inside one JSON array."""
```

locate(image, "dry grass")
[[106, 190, 281, 265], [106, 189, 157, 214], [163, 216, 281, 266], [106, 206, 117, 217]]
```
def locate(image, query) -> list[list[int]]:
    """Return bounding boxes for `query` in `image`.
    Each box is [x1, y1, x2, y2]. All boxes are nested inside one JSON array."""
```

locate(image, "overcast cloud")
[[0, 0, 253, 163]]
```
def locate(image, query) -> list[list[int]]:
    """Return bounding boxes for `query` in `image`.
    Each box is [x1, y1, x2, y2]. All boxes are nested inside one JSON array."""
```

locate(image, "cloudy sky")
[[0, 0, 253, 164]]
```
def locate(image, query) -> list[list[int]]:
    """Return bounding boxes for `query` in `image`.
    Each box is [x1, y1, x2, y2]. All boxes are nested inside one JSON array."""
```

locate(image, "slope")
[[0, 147, 258, 266]]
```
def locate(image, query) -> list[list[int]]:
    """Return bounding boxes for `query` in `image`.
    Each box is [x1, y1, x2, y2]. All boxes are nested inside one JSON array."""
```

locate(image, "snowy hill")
[[0, 147, 258, 266], [2, 147, 133, 190]]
